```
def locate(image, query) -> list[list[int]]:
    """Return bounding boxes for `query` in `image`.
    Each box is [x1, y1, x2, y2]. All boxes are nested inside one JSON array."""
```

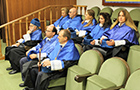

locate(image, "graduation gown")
[[83, 24, 110, 45], [85, 23, 139, 60], [53, 15, 69, 27], [62, 15, 82, 30], [76, 19, 96, 32], [71, 19, 97, 43], [103, 23, 139, 45], [6, 29, 42, 71], [27, 35, 59, 61]]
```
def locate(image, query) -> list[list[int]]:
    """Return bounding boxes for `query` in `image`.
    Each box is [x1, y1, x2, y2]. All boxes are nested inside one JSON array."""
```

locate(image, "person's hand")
[[12, 42, 20, 47], [27, 30, 32, 34], [100, 38, 105, 44], [42, 59, 51, 67], [37, 62, 42, 67], [76, 31, 79, 35], [29, 54, 37, 59], [90, 40, 95, 45], [106, 39, 115, 46]]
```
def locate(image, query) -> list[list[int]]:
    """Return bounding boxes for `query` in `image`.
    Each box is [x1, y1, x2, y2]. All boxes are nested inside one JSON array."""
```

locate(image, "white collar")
[[46, 38, 51, 41], [85, 20, 90, 23], [60, 42, 67, 48], [118, 23, 124, 26], [99, 23, 103, 27]]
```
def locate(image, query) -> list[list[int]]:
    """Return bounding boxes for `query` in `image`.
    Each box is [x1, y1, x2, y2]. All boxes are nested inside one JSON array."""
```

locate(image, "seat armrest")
[[74, 73, 97, 83], [101, 85, 123, 90]]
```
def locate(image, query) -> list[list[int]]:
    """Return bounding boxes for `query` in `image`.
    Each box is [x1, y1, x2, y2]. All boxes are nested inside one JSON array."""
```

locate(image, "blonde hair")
[[110, 9, 137, 31], [82, 9, 95, 27], [61, 7, 69, 15]]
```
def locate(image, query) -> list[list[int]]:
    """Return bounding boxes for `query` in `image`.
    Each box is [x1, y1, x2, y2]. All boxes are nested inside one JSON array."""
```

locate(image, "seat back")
[[91, 6, 100, 20], [96, 7, 113, 20], [129, 9, 140, 43], [124, 69, 140, 90], [100, 7, 113, 16], [75, 44, 83, 56], [111, 8, 124, 23], [127, 45, 140, 74], [78, 49, 104, 74], [98, 57, 130, 86]]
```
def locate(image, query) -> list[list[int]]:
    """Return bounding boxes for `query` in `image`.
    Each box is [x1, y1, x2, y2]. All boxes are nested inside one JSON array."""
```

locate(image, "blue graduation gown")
[[83, 24, 110, 45], [76, 19, 96, 32], [62, 15, 82, 30], [53, 15, 69, 27], [42, 39, 80, 73], [27, 35, 59, 61], [22, 29, 42, 43], [103, 23, 139, 45]]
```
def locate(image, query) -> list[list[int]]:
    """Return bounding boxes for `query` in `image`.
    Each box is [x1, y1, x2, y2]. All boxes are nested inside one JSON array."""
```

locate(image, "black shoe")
[[23, 87, 30, 90], [6, 67, 13, 70], [9, 70, 18, 74], [19, 83, 25, 87]]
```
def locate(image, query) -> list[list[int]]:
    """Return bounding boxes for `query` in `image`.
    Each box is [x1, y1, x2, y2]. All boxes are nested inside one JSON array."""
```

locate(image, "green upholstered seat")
[[75, 44, 83, 56], [91, 6, 100, 20], [129, 9, 140, 43], [100, 7, 113, 16], [65, 50, 104, 90], [111, 8, 124, 23], [47, 44, 83, 90], [127, 45, 140, 74], [96, 7, 113, 20], [119, 69, 140, 90], [85, 57, 130, 90]]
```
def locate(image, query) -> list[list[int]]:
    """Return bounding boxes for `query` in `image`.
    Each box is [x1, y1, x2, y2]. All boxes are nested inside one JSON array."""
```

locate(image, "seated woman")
[[85, 9, 139, 60], [76, 9, 96, 36], [50, 7, 69, 33], [72, 9, 96, 42], [83, 12, 112, 45]]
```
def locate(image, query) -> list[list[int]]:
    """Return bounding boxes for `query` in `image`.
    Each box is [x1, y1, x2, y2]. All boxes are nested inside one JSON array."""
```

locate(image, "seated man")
[[23, 29, 80, 90], [5, 18, 43, 74], [61, 7, 82, 38], [19, 25, 59, 87]]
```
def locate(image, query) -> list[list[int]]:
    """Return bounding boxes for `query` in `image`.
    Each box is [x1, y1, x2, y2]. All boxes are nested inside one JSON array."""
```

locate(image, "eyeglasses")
[[45, 30, 52, 33]]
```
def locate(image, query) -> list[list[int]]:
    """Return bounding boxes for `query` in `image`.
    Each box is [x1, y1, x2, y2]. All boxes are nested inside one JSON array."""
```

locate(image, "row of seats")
[[46, 43, 140, 90], [67, 49, 140, 90]]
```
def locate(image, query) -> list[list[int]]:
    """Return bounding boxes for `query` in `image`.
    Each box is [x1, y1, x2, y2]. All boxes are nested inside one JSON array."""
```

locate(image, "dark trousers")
[[8, 47, 26, 71], [20, 56, 28, 81]]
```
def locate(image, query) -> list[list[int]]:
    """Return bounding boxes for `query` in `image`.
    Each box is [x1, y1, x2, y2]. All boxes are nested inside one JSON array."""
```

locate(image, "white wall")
[[77, 0, 139, 12]]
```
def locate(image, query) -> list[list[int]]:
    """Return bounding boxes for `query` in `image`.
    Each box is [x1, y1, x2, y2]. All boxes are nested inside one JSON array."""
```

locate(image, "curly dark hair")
[[99, 12, 112, 30]]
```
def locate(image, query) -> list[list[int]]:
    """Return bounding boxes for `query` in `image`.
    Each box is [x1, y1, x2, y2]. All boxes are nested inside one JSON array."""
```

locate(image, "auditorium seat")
[[96, 7, 113, 20], [129, 8, 140, 43], [91, 6, 100, 20], [127, 45, 140, 74], [65, 49, 104, 90], [47, 44, 83, 90], [85, 57, 130, 90], [75, 44, 84, 56], [119, 69, 140, 90], [100, 7, 113, 16], [111, 8, 124, 23]]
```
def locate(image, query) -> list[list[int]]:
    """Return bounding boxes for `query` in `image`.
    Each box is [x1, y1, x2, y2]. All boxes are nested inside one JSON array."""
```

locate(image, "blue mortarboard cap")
[[30, 18, 40, 27]]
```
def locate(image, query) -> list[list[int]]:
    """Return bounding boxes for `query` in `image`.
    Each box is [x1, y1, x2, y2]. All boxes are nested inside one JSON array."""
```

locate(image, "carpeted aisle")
[[0, 60, 24, 90]]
